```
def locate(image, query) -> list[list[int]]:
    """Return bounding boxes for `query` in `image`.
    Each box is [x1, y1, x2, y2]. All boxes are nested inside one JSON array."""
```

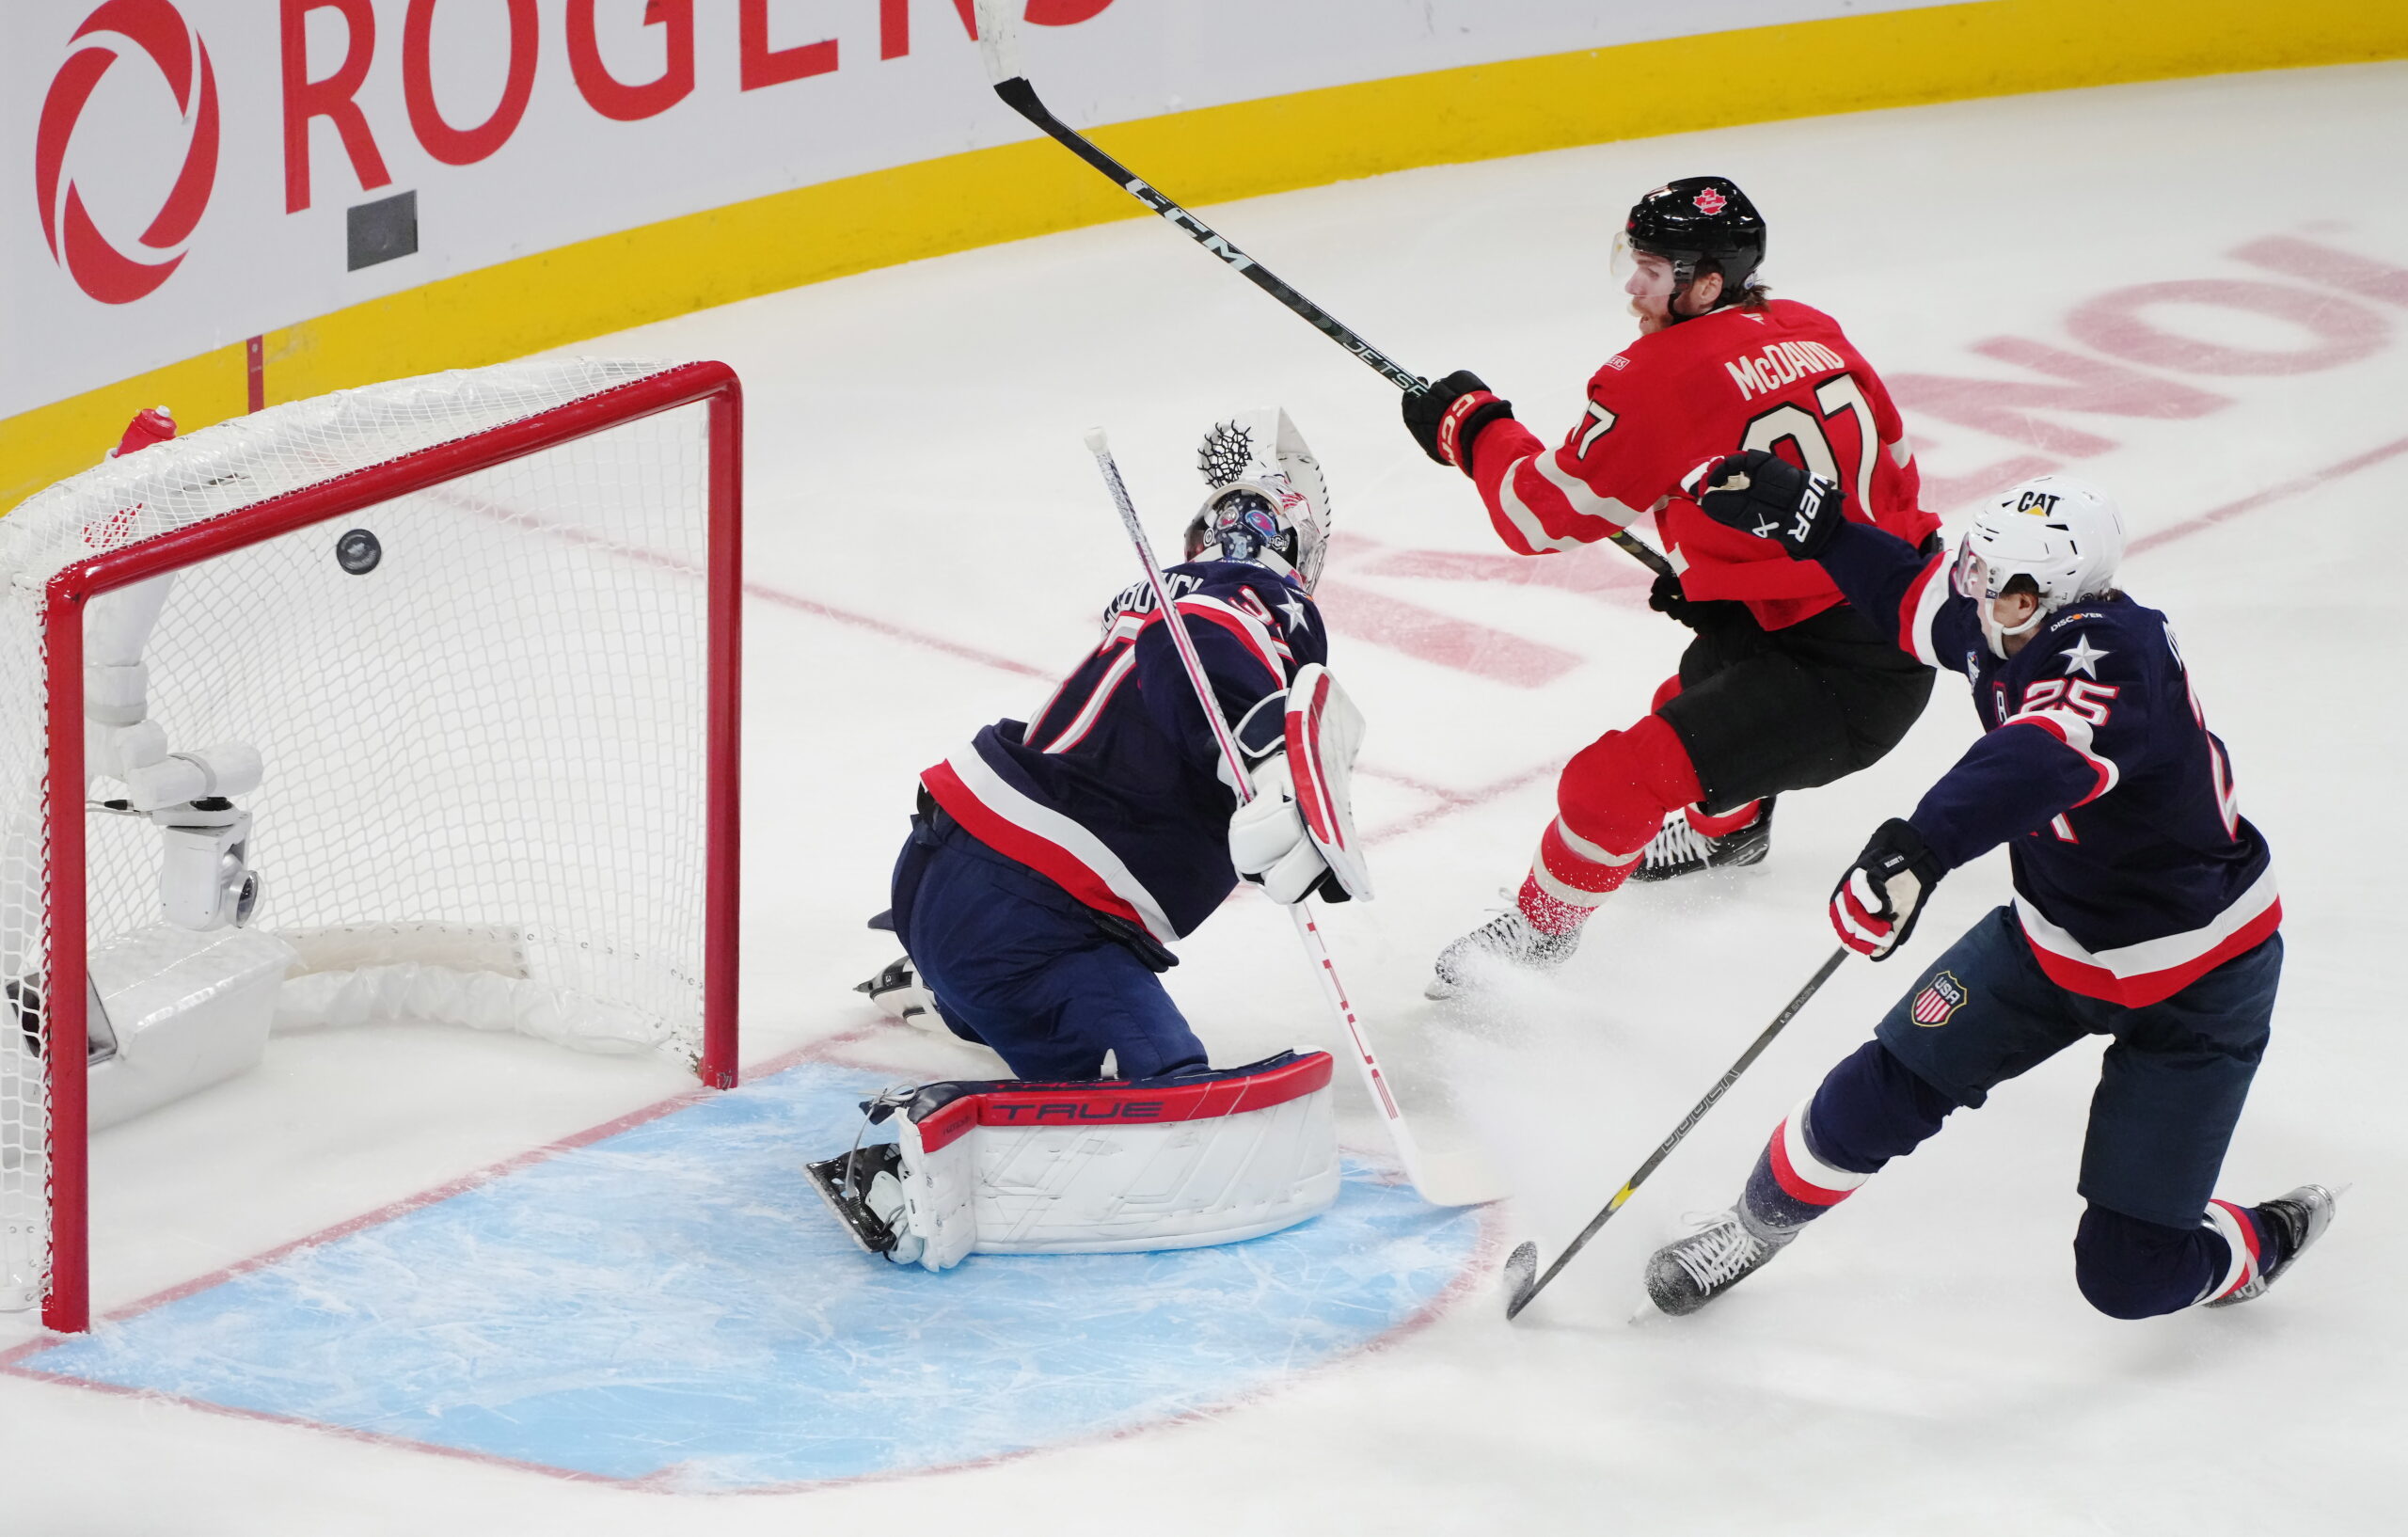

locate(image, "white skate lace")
[[1643, 816, 1716, 872], [1669, 1212, 1767, 1291]]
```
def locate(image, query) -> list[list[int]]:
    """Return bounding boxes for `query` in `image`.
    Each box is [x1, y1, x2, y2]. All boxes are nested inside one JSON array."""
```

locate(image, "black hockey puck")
[[335, 528, 382, 574]]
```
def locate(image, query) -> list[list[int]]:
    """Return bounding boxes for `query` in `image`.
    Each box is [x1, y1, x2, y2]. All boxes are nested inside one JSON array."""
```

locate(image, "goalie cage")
[[0, 358, 742, 1333]]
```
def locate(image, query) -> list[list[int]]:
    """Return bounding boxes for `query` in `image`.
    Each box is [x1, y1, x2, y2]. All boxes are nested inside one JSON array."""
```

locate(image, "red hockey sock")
[[1517, 714, 1705, 934], [1686, 799, 1763, 838]]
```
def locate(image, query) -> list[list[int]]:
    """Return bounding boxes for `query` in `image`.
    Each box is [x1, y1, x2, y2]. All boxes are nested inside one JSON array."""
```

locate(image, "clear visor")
[[1614, 233, 1681, 294], [1953, 539, 1993, 599]]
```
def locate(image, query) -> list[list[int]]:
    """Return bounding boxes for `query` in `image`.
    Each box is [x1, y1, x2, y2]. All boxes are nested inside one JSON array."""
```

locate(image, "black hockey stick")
[[1503, 947, 1848, 1321], [971, 3, 1675, 580]]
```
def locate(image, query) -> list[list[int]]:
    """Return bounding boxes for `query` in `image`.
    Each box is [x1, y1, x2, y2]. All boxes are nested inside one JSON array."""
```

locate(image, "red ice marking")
[[2232, 236, 2408, 309], [1891, 337, 2227, 458], [1916, 449, 2061, 512], [3, 1027, 1505, 1495], [1312, 577, 1582, 687], [2129, 433, 2408, 555], [2068, 279, 2388, 376], [0, 1021, 885, 1368], [1359, 543, 1653, 605]]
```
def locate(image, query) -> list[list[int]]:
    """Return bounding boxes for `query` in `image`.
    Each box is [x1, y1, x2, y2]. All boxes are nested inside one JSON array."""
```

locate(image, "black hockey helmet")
[[1621, 176, 1766, 311]]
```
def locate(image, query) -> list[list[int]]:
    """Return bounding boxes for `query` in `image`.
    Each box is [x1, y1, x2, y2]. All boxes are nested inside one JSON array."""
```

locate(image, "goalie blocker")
[[808, 1050, 1339, 1269]]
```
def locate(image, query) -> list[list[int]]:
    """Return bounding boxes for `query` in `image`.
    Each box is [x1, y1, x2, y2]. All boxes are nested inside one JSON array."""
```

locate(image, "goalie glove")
[[1830, 818, 1943, 959]]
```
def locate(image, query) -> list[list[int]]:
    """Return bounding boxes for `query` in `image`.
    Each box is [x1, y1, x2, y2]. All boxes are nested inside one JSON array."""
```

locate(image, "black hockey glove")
[[1830, 818, 1944, 960], [1403, 370, 1515, 473], [1647, 571, 1748, 633], [1687, 450, 1847, 560]]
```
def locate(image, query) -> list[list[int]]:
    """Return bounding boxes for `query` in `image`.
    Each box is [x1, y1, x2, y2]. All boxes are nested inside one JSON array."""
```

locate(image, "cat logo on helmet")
[[2016, 490, 2061, 515]]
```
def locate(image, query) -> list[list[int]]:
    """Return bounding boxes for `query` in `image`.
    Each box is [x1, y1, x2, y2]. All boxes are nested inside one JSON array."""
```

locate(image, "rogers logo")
[[34, 0, 219, 305]]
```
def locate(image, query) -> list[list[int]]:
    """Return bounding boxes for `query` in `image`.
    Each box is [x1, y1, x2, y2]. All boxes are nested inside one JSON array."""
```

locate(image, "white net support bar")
[[0, 358, 743, 1332]]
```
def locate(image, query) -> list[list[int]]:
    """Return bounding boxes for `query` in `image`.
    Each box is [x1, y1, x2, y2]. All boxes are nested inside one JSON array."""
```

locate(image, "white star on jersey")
[[1277, 591, 1310, 632], [2060, 634, 2109, 677]]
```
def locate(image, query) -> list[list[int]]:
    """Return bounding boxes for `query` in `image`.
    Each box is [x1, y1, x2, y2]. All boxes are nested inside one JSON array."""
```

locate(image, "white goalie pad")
[[875, 1051, 1340, 1272], [1282, 663, 1371, 900]]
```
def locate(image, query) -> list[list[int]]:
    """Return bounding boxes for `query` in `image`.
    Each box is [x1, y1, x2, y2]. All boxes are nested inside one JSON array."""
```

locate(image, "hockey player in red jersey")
[[1402, 176, 1941, 994]]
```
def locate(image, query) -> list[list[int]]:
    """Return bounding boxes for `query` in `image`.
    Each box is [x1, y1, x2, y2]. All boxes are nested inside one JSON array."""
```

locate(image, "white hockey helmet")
[[1954, 474, 2127, 657], [1186, 407, 1332, 591]]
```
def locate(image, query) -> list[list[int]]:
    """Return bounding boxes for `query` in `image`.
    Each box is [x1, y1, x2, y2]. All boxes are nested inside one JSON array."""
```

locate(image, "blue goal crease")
[[17, 1060, 1485, 1490]]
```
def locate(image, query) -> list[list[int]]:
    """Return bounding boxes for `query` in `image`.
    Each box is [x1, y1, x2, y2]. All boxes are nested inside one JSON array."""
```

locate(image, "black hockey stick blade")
[[1501, 1241, 1541, 1314], [1504, 947, 1848, 1321], [970, 0, 1673, 579]]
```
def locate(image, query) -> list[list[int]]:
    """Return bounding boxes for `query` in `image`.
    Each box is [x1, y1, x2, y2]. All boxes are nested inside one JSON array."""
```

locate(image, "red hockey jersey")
[[1467, 299, 1939, 631]]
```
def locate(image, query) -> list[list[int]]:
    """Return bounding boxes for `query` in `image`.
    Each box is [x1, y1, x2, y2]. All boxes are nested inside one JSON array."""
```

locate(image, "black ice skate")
[[1645, 1207, 1793, 1316], [1426, 910, 1580, 999], [1628, 797, 1777, 884], [2207, 1184, 2338, 1307]]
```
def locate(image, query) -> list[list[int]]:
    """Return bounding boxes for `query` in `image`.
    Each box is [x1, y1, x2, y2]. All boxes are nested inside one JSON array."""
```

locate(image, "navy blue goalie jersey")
[[921, 561, 1326, 943], [1817, 522, 2278, 1006]]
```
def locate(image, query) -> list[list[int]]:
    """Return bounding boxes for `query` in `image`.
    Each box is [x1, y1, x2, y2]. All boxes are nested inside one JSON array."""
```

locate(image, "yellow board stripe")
[[6, 0, 2403, 511]]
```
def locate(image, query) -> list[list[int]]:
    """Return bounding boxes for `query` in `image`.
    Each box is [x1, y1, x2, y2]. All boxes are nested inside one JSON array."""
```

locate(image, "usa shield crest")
[[1911, 971, 1969, 1026]]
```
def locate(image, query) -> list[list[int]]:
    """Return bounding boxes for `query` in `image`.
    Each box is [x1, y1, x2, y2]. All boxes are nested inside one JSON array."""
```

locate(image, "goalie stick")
[[1085, 427, 1501, 1210], [1503, 947, 1848, 1320], [976, 1, 1675, 582]]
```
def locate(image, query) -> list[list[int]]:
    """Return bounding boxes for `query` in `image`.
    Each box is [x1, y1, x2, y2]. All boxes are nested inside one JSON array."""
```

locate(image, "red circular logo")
[[34, 0, 219, 305]]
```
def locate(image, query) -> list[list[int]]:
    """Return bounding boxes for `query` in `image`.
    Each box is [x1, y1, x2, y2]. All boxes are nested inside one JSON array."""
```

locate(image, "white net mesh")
[[0, 359, 726, 1315]]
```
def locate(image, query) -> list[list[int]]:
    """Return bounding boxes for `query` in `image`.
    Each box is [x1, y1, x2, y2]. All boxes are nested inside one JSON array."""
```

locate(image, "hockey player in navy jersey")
[[1640, 452, 2335, 1321], [856, 410, 1359, 1083]]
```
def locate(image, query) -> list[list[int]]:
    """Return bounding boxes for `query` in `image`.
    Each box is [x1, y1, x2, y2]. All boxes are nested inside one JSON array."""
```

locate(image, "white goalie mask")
[[1955, 474, 2127, 658], [1185, 408, 1332, 592]]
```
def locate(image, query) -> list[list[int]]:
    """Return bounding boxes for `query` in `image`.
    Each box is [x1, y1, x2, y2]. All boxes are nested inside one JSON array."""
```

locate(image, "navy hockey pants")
[[888, 807, 1209, 1082], [1789, 905, 2281, 1318]]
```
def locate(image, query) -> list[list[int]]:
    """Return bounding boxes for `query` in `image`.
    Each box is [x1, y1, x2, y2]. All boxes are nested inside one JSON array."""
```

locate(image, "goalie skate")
[[804, 1136, 920, 1262], [1628, 798, 1777, 883]]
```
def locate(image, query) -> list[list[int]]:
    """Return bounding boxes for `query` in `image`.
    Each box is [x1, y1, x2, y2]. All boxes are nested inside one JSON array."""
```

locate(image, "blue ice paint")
[[19, 1063, 1485, 1489]]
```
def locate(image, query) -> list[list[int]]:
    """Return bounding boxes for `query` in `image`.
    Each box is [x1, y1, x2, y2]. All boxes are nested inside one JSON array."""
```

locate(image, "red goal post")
[[3, 359, 742, 1334]]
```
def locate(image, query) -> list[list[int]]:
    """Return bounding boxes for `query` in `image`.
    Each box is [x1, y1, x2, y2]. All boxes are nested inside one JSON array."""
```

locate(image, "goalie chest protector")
[[883, 1051, 1340, 1271]]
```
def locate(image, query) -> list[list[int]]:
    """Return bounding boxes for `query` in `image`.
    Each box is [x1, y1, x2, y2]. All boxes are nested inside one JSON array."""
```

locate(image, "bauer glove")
[[1830, 818, 1943, 959], [1687, 449, 1848, 560], [1402, 370, 1515, 472]]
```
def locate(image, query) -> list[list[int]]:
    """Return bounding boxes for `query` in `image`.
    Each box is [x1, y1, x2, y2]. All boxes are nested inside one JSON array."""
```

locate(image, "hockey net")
[[0, 358, 741, 1332]]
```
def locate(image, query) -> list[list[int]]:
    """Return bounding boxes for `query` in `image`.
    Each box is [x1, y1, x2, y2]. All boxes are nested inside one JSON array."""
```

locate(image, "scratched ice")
[[14, 1064, 1485, 1489]]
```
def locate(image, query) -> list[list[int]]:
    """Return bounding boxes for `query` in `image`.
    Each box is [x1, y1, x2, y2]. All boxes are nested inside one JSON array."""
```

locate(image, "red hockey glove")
[[1687, 449, 1847, 560], [1830, 818, 1942, 959], [1402, 370, 1515, 473]]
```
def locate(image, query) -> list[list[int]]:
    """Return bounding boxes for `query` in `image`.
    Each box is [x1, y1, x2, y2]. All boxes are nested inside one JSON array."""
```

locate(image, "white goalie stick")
[[976, 0, 1676, 582], [1085, 428, 1503, 1209]]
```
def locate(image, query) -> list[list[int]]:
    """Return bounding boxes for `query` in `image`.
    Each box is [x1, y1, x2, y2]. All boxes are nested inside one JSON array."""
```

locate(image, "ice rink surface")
[[6, 60, 2406, 1533]]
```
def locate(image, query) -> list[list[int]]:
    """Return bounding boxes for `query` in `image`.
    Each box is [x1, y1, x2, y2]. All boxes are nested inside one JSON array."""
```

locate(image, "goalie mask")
[[1184, 408, 1332, 592], [1955, 474, 2128, 658]]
